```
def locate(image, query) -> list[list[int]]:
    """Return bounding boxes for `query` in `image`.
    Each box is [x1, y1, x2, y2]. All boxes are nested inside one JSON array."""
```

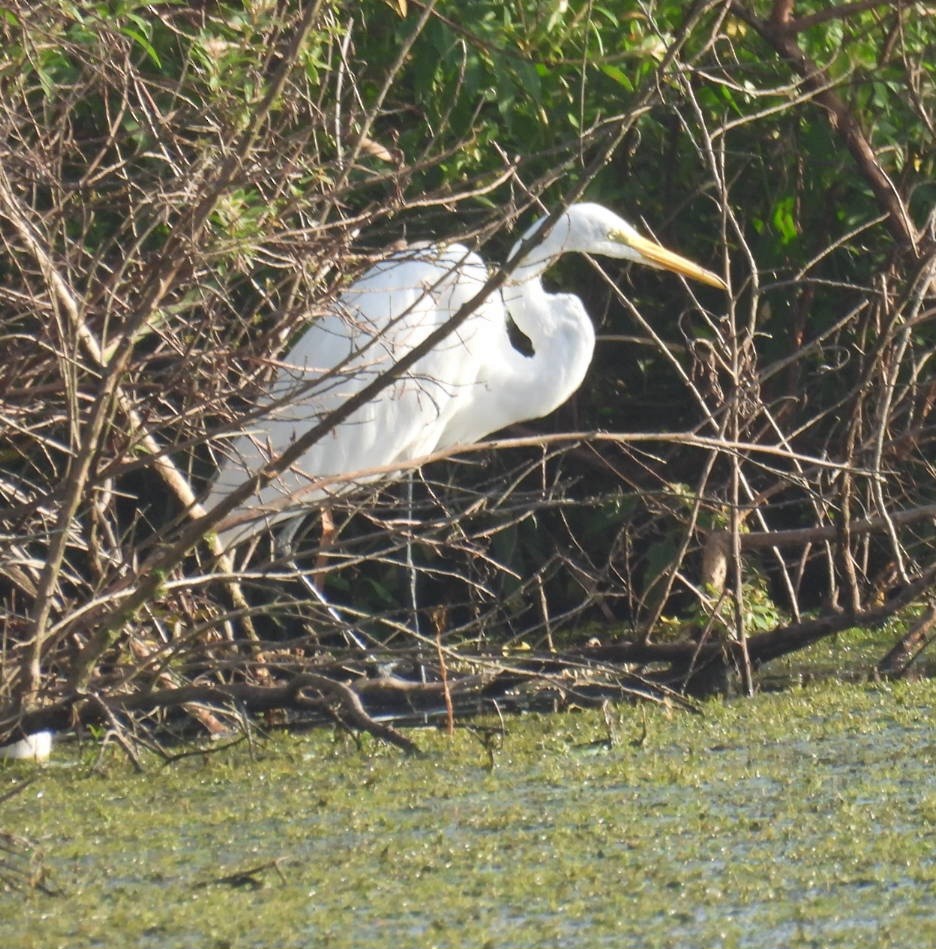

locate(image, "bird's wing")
[[206, 243, 497, 546]]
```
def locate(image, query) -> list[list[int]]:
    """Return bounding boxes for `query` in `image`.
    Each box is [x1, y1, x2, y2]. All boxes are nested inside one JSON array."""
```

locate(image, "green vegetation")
[[3, 678, 934, 946], [0, 2, 934, 740]]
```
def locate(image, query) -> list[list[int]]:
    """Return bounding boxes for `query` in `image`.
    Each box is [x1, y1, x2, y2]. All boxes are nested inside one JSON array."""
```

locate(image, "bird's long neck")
[[433, 213, 596, 447], [501, 216, 573, 331], [493, 216, 595, 422], [504, 216, 572, 298]]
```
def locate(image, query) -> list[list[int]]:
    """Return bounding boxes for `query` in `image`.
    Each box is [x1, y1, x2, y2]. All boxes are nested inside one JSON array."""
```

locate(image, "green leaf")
[[121, 26, 162, 68], [771, 196, 798, 245], [599, 63, 632, 90]]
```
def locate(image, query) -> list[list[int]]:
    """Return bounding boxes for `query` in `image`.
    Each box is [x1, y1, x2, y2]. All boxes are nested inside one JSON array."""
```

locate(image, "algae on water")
[[2, 679, 934, 948]]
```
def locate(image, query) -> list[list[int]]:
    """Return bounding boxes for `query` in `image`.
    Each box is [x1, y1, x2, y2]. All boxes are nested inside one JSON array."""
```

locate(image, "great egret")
[[206, 203, 725, 548]]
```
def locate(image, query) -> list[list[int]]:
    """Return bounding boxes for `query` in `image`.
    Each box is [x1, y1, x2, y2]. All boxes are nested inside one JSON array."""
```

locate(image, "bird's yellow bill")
[[613, 229, 728, 291]]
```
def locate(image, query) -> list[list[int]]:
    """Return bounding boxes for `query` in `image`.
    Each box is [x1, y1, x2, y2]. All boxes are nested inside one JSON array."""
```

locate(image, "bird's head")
[[512, 202, 727, 291]]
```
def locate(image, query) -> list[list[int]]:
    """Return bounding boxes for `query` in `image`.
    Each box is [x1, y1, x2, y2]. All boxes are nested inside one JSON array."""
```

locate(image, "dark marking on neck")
[[507, 315, 535, 358]]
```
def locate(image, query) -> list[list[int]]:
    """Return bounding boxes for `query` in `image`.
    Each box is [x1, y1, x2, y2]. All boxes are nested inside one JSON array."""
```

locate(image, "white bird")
[[0, 730, 52, 762], [206, 203, 726, 549]]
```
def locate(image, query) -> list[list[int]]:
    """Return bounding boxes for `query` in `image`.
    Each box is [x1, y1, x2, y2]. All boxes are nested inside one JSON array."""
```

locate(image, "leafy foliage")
[[1, 1, 934, 737]]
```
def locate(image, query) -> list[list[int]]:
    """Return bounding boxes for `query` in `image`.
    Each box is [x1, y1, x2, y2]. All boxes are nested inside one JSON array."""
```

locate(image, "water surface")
[[2, 679, 934, 948]]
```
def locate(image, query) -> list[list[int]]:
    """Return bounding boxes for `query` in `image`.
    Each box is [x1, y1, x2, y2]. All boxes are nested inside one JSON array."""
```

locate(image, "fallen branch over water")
[[581, 561, 936, 677]]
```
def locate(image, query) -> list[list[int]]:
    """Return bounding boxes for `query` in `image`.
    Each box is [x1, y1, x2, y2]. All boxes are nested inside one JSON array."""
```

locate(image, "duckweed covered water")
[[2, 679, 934, 948]]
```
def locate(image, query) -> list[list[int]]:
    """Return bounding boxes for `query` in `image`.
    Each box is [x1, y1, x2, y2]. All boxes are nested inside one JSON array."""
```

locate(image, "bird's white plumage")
[[0, 730, 52, 762], [206, 203, 724, 547]]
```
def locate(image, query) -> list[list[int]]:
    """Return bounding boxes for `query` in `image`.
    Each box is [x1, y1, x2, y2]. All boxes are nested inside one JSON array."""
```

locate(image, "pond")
[[2, 678, 934, 948]]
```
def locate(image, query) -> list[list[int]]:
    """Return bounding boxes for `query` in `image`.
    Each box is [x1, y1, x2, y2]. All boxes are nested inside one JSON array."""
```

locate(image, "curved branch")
[[581, 558, 936, 672], [3, 674, 421, 757]]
